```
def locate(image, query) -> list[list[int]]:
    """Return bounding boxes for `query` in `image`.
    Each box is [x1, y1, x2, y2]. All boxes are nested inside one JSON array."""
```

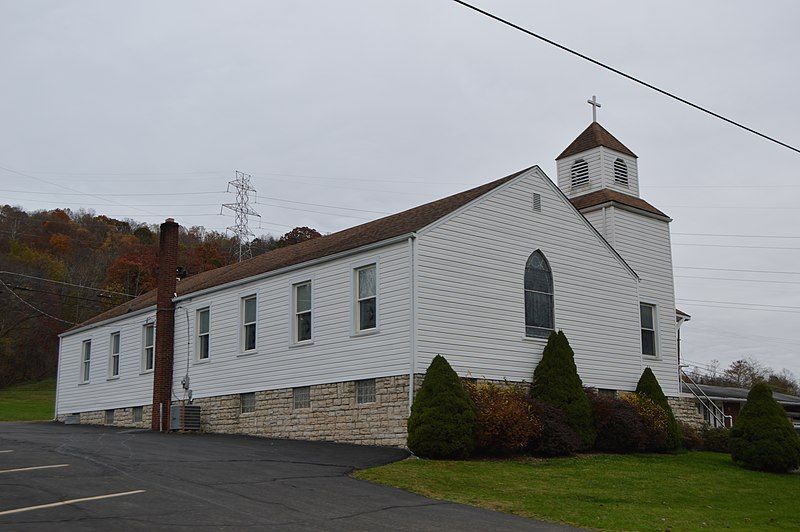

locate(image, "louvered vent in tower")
[[614, 158, 629, 186], [570, 159, 589, 188]]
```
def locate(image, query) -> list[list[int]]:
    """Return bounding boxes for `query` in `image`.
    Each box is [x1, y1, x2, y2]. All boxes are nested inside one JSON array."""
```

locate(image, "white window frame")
[[292, 280, 313, 345], [80, 339, 91, 384], [353, 262, 378, 335], [240, 295, 258, 354], [196, 307, 211, 361], [108, 331, 120, 379], [640, 302, 658, 358], [142, 323, 155, 373]]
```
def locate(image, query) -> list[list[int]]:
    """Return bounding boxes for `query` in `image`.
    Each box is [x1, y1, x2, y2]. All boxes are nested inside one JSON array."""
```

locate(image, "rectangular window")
[[143, 324, 155, 371], [356, 378, 376, 404], [640, 303, 657, 356], [240, 392, 256, 414], [109, 332, 120, 378], [105, 409, 114, 425], [242, 296, 257, 352], [293, 386, 311, 409], [81, 340, 91, 383], [132, 406, 143, 423], [197, 308, 210, 360], [294, 282, 312, 342], [356, 265, 377, 332]]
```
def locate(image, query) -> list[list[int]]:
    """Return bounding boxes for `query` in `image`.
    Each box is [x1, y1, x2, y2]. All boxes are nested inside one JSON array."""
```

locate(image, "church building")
[[55, 116, 691, 446]]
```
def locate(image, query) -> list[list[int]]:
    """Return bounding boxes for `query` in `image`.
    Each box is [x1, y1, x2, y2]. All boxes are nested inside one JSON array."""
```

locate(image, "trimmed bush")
[[635, 368, 682, 451], [622, 393, 670, 452], [678, 421, 703, 451], [530, 331, 595, 449], [701, 426, 730, 453], [407, 355, 476, 459], [467, 382, 541, 455], [588, 392, 646, 453], [528, 399, 581, 456], [730, 383, 800, 473]]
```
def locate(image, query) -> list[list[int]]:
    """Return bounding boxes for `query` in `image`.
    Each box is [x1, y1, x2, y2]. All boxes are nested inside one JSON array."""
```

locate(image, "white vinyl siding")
[[81, 340, 91, 383], [415, 168, 643, 390], [108, 332, 120, 378], [197, 308, 210, 360], [142, 324, 155, 372]]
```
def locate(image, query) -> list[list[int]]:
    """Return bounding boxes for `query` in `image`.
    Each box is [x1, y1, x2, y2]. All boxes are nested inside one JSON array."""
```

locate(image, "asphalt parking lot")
[[0, 422, 564, 531]]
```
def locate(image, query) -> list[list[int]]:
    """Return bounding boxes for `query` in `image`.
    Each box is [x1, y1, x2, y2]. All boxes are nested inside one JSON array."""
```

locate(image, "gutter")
[[60, 233, 415, 337]]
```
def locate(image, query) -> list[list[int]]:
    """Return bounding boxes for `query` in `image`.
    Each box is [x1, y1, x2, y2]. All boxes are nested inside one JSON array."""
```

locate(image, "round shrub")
[[635, 368, 682, 451], [407, 355, 476, 459], [730, 383, 800, 473], [678, 421, 703, 451], [530, 331, 595, 450], [527, 399, 581, 457], [622, 393, 670, 452], [701, 426, 730, 453], [467, 382, 541, 455], [588, 392, 646, 453]]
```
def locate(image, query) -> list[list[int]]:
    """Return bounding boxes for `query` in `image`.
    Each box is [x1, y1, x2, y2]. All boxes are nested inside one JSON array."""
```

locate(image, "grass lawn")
[[356, 452, 800, 530], [0, 378, 56, 421]]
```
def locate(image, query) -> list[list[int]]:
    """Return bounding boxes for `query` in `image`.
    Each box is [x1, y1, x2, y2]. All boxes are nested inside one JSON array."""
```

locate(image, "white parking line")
[[0, 451, 13, 454], [0, 490, 146, 517], [0, 464, 69, 474]]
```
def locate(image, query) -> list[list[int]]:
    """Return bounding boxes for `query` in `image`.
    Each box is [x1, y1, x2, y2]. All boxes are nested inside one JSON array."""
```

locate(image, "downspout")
[[53, 336, 62, 420], [408, 234, 418, 414]]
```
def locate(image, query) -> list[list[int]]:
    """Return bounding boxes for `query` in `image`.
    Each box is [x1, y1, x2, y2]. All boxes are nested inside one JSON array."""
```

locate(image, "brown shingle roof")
[[569, 188, 669, 219], [556, 122, 637, 160], [70, 167, 533, 331]]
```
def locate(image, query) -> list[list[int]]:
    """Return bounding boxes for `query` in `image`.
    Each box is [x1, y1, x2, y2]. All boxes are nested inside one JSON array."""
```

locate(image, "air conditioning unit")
[[170, 403, 201, 431]]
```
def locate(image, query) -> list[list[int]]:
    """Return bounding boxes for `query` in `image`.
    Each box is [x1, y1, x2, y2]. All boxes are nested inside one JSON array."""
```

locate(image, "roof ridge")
[[556, 122, 637, 160]]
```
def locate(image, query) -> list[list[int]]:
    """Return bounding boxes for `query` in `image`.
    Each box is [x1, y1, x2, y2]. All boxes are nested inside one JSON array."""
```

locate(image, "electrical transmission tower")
[[221, 170, 260, 261]]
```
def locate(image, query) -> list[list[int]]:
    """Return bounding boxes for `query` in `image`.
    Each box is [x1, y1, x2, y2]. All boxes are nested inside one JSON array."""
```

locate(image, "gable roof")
[[556, 122, 637, 160], [68, 167, 533, 332], [569, 188, 670, 220]]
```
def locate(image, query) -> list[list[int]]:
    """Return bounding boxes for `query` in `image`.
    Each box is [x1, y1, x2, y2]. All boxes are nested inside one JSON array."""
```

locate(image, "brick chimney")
[[151, 218, 179, 431]]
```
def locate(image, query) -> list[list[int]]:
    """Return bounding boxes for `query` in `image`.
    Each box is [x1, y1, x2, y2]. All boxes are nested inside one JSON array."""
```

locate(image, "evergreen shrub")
[[730, 383, 800, 473], [467, 382, 541, 455], [588, 391, 646, 453], [407, 355, 476, 459], [530, 331, 595, 449], [636, 368, 682, 451], [622, 393, 670, 452], [527, 399, 581, 456], [701, 426, 730, 453]]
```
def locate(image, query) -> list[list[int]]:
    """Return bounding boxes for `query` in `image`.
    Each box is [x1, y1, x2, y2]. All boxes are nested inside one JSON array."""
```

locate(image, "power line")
[[664, 205, 798, 211], [0, 189, 227, 197], [674, 266, 800, 276], [0, 271, 134, 297], [451, 0, 800, 155], [673, 232, 800, 240], [8, 285, 118, 305], [0, 278, 78, 325], [677, 298, 800, 310], [675, 275, 800, 285], [679, 303, 800, 315], [672, 243, 800, 251]]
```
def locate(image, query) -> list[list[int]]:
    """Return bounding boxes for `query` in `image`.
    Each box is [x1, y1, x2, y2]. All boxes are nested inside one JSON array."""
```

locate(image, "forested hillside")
[[0, 205, 320, 386]]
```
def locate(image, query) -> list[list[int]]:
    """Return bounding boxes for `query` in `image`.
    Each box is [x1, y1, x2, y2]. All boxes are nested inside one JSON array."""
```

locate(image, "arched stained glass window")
[[524, 250, 554, 338]]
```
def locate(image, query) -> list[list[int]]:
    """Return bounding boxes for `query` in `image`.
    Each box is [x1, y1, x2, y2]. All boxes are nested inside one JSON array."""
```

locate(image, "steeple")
[[556, 121, 639, 199]]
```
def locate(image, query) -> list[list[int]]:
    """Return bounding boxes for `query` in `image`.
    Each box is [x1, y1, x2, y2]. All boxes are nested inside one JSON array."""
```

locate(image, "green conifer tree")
[[730, 382, 800, 472], [407, 355, 476, 458], [531, 331, 595, 449], [635, 367, 682, 451]]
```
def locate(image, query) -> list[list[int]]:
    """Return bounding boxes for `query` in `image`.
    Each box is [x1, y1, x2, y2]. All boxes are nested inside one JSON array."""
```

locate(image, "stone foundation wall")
[[190, 375, 411, 447], [668, 396, 706, 428], [56, 405, 152, 429]]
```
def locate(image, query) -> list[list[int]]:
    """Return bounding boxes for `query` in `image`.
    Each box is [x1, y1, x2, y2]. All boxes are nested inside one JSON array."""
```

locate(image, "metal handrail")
[[680, 368, 733, 427]]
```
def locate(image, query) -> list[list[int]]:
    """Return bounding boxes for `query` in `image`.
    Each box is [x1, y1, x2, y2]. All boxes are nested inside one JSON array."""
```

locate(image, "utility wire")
[[672, 232, 800, 240], [0, 272, 134, 297], [0, 278, 78, 325], [675, 275, 800, 285], [451, 0, 800, 155], [677, 298, 800, 310], [672, 243, 800, 251], [674, 266, 800, 276]]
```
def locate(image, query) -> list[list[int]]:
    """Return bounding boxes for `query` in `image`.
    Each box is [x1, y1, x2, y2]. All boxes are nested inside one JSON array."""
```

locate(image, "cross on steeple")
[[587, 95, 601, 122]]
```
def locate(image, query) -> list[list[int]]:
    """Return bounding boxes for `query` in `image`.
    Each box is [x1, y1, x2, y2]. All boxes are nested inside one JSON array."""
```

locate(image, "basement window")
[[240, 392, 256, 414], [132, 406, 143, 423], [356, 379, 376, 404], [105, 409, 114, 425], [293, 386, 311, 409]]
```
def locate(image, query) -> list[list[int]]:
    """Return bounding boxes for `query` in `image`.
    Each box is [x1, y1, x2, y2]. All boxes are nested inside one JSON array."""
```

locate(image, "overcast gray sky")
[[1, 0, 798, 376]]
